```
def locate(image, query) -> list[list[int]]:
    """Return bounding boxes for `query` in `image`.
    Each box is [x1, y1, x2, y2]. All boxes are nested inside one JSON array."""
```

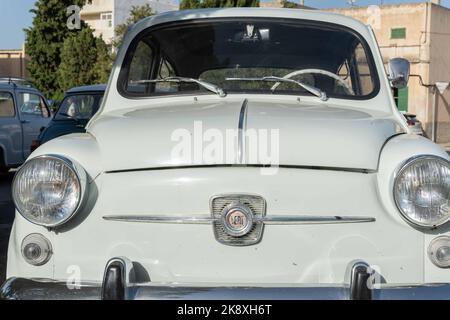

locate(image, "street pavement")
[[0, 172, 15, 284]]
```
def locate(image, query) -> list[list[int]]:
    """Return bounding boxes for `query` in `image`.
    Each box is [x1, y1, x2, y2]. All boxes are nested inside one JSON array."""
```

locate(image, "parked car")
[[0, 78, 51, 173], [3, 9, 450, 300], [31, 84, 106, 152], [402, 112, 424, 136]]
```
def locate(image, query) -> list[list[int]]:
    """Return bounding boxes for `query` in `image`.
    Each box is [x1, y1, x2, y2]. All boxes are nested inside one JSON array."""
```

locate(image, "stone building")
[[0, 46, 29, 79], [327, 1, 450, 142]]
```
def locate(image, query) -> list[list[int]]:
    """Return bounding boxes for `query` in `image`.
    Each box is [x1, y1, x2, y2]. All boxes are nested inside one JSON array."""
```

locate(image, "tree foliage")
[[25, 0, 89, 99], [25, 0, 111, 100], [180, 0, 259, 9], [113, 4, 155, 50], [57, 28, 112, 94]]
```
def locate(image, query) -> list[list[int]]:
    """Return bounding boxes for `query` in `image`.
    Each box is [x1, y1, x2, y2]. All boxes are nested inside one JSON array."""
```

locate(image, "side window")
[[353, 43, 374, 96], [337, 62, 353, 95], [19, 93, 50, 118], [126, 41, 154, 94], [0, 92, 15, 117]]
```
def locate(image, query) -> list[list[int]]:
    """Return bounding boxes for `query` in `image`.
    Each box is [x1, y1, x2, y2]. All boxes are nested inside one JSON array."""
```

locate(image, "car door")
[[17, 91, 51, 159], [0, 90, 22, 166]]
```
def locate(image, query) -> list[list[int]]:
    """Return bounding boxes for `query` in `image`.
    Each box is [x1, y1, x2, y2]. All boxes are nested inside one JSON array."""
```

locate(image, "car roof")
[[0, 82, 41, 92], [66, 84, 107, 94]]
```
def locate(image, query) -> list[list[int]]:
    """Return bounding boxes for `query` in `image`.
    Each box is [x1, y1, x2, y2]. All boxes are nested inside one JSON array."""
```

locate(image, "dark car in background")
[[0, 78, 51, 173], [32, 84, 106, 151]]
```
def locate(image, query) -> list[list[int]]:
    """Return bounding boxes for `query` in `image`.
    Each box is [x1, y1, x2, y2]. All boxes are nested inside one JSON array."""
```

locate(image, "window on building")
[[391, 27, 406, 39], [0, 92, 15, 117], [101, 12, 113, 28]]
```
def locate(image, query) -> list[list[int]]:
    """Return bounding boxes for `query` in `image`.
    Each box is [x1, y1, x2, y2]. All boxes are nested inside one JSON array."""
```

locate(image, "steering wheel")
[[271, 69, 355, 95]]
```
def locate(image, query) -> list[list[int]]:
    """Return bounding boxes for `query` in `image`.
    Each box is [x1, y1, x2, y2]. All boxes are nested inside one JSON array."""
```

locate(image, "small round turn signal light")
[[428, 236, 450, 268], [21, 234, 53, 266]]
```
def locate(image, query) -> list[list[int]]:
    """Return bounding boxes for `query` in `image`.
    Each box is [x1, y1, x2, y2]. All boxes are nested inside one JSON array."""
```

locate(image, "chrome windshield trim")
[[103, 215, 375, 225], [238, 99, 249, 164]]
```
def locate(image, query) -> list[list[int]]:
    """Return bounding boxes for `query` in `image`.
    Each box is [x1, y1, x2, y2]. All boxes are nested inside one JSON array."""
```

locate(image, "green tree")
[[180, 0, 259, 9], [25, 0, 90, 99], [282, 0, 299, 8], [57, 27, 112, 93], [113, 4, 155, 50]]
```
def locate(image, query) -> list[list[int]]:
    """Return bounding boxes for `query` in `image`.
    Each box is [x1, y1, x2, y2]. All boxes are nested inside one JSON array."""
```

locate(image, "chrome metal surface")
[[103, 214, 375, 225], [393, 154, 450, 229], [238, 99, 248, 164], [12, 154, 89, 228], [211, 194, 265, 246], [220, 202, 254, 237], [3, 276, 450, 300], [388, 57, 410, 89], [103, 215, 215, 224]]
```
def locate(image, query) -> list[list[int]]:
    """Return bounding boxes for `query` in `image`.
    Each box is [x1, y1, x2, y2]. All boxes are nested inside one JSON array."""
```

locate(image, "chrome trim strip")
[[103, 215, 215, 224], [104, 164, 376, 174], [255, 216, 376, 224], [103, 215, 375, 225], [238, 99, 249, 164]]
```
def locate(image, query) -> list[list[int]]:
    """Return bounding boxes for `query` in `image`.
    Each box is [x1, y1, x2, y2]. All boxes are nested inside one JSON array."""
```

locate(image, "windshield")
[[55, 93, 103, 121], [119, 19, 378, 99]]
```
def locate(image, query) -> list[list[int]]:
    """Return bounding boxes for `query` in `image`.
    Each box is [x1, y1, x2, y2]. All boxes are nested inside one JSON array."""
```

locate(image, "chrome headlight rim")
[[12, 154, 88, 228], [393, 154, 450, 229]]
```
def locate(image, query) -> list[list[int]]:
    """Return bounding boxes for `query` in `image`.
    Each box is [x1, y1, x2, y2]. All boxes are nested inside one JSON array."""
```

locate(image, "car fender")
[[376, 134, 449, 227]]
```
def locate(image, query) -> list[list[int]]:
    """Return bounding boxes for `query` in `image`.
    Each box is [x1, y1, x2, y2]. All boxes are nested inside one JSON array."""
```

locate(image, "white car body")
[[2, 8, 450, 300]]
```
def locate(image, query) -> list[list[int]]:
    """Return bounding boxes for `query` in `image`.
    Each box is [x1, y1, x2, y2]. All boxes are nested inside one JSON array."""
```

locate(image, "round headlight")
[[12, 155, 87, 227], [394, 155, 450, 228]]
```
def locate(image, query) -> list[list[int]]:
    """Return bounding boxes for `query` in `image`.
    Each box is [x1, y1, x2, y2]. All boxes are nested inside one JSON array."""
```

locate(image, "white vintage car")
[[2, 8, 450, 300]]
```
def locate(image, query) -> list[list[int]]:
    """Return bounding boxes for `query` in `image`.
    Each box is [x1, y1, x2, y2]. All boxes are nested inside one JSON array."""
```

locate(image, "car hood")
[[88, 97, 402, 172]]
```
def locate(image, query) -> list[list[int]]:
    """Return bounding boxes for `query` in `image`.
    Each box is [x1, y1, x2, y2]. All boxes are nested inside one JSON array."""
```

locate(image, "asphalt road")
[[0, 172, 15, 284]]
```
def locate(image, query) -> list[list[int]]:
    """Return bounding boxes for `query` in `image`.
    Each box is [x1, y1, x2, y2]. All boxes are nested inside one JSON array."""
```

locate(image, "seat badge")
[[221, 203, 254, 237]]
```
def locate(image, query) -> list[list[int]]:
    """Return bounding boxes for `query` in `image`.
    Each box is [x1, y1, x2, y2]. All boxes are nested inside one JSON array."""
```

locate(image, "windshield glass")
[[119, 19, 378, 99], [55, 93, 103, 121]]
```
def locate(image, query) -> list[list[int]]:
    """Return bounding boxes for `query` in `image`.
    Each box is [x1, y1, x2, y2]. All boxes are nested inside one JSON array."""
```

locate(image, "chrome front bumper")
[[2, 258, 450, 300]]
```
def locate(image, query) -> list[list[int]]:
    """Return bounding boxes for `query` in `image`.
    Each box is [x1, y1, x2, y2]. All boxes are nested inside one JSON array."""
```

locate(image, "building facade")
[[260, 1, 450, 143], [0, 46, 29, 79], [328, 2, 450, 142], [80, 0, 178, 46]]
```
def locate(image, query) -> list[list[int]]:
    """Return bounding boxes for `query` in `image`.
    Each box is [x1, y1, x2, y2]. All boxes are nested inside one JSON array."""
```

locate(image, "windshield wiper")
[[225, 76, 327, 101], [131, 77, 227, 98]]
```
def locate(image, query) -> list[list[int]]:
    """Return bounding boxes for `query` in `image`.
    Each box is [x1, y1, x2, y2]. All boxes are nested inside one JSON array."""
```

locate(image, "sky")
[[1, 0, 450, 49]]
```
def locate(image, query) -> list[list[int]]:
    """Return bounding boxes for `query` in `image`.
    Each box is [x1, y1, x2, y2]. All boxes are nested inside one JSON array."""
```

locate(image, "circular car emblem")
[[221, 203, 254, 237]]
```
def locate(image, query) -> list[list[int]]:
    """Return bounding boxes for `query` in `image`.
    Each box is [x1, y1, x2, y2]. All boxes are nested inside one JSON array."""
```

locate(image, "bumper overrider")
[[1, 258, 450, 300]]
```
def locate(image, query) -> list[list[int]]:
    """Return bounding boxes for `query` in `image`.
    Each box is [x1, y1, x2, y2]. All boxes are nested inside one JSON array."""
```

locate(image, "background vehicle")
[[0, 78, 51, 173], [402, 112, 424, 135], [31, 85, 106, 151]]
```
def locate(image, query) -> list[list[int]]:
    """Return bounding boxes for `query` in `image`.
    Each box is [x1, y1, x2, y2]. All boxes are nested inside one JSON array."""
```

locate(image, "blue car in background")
[[32, 84, 106, 151], [0, 78, 51, 173]]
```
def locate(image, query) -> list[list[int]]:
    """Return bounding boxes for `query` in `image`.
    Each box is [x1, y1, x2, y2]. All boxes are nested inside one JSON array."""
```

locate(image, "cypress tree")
[[25, 0, 90, 99]]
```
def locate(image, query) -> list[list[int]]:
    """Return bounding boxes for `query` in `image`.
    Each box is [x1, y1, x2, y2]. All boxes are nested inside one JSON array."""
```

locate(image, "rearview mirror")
[[388, 58, 410, 89]]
